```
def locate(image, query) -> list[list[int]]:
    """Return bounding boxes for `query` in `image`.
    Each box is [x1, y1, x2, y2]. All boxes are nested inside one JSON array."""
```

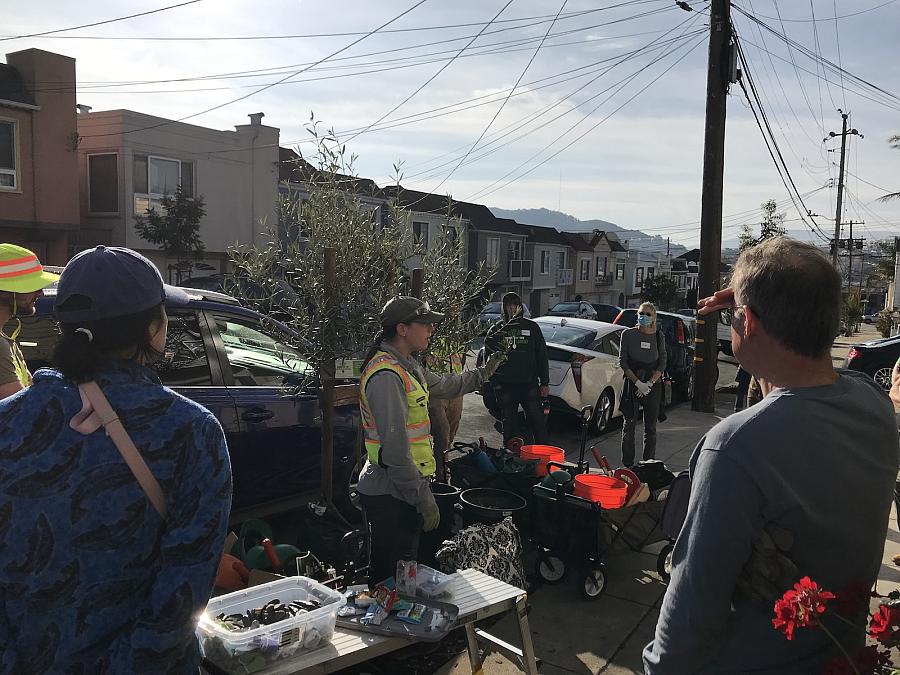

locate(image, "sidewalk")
[[438, 382, 900, 675]]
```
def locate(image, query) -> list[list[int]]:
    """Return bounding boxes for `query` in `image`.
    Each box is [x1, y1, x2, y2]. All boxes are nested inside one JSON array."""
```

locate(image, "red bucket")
[[573, 474, 628, 508], [519, 445, 565, 477]]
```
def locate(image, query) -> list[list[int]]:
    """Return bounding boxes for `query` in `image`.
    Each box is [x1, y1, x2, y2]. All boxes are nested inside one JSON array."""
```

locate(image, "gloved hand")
[[635, 380, 652, 397], [483, 351, 507, 377], [421, 501, 441, 532]]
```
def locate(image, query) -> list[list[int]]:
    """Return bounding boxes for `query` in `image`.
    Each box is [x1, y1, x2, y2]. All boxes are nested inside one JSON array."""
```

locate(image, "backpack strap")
[[70, 381, 167, 518]]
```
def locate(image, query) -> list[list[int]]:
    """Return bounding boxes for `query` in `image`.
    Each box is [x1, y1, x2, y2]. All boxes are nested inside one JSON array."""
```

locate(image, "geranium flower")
[[771, 576, 835, 639], [868, 603, 900, 647]]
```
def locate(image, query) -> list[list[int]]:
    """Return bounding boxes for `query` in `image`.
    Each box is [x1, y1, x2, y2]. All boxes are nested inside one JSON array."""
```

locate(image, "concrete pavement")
[[436, 328, 899, 674]]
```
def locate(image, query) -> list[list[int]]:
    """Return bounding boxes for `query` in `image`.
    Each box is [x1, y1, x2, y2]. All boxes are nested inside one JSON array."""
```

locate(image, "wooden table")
[[255, 569, 538, 675]]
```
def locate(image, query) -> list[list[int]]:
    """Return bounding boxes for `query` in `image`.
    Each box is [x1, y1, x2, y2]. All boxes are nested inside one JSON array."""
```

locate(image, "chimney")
[[248, 112, 265, 126], [76, 104, 92, 114]]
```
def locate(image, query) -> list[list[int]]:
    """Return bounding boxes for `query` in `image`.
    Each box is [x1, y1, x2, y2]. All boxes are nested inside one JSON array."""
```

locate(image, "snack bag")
[[396, 559, 417, 596]]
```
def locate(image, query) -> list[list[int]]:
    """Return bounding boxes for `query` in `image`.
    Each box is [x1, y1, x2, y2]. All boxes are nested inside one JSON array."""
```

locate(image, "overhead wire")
[[832, 0, 848, 109], [0, 0, 203, 42], [76, 0, 431, 139], [746, 0, 897, 22]]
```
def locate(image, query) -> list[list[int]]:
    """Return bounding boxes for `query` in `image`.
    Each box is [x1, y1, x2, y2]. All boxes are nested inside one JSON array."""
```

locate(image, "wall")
[[78, 111, 280, 266]]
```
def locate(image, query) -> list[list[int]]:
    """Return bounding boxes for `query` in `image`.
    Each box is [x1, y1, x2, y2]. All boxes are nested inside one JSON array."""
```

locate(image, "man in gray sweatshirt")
[[643, 237, 899, 673]]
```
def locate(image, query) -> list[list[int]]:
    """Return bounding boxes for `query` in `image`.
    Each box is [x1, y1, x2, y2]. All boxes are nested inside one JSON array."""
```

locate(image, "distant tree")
[[739, 199, 786, 252], [134, 184, 206, 284], [876, 134, 900, 203], [844, 291, 864, 332], [641, 274, 678, 310], [874, 238, 897, 283]]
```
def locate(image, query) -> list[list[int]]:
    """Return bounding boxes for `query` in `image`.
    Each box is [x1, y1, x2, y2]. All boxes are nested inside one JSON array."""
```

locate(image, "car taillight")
[[847, 346, 861, 361], [571, 353, 594, 392], [675, 321, 685, 344]]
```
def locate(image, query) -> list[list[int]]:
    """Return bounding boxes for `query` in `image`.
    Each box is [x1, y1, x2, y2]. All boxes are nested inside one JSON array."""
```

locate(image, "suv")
[[613, 308, 696, 401], [545, 301, 597, 320], [17, 288, 360, 523]]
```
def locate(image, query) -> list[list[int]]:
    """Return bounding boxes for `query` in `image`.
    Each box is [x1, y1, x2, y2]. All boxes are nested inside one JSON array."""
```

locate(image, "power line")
[[832, 0, 848, 109], [0, 0, 203, 42], [77, 0, 431, 139], [744, 0, 896, 23], [427, 0, 569, 195]]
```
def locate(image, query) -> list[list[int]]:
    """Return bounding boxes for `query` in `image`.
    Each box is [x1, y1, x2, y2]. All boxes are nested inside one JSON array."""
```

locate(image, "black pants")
[[735, 367, 752, 411], [621, 381, 662, 466], [498, 384, 548, 445], [360, 493, 421, 589]]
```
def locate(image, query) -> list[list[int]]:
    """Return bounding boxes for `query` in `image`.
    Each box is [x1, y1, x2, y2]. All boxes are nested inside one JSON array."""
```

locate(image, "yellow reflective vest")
[[359, 350, 436, 477]]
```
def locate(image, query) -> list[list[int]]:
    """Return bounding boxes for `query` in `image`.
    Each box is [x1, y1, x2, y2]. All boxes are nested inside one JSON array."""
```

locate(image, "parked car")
[[845, 335, 900, 391], [674, 308, 697, 318], [477, 318, 626, 434], [544, 301, 597, 320], [477, 301, 530, 326], [863, 314, 878, 324], [17, 286, 360, 523], [590, 303, 622, 323], [613, 308, 696, 401]]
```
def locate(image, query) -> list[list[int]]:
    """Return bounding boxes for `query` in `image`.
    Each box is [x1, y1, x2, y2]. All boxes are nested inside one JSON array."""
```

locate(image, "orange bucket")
[[519, 444, 565, 477], [573, 474, 628, 508]]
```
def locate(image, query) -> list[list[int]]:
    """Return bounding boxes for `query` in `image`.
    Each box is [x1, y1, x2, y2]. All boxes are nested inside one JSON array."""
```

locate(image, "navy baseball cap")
[[54, 246, 189, 322]]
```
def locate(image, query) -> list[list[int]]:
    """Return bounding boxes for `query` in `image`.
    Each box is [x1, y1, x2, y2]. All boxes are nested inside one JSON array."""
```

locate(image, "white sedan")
[[534, 317, 626, 434]]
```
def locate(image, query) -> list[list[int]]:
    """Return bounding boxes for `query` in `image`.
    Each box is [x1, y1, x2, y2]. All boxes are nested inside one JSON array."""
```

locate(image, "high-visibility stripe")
[[0, 254, 38, 269], [0, 260, 42, 278]]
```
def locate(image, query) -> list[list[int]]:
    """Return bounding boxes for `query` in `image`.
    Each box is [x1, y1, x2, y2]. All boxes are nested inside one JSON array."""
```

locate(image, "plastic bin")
[[573, 474, 628, 508], [519, 445, 565, 477], [416, 564, 454, 600], [198, 576, 343, 670]]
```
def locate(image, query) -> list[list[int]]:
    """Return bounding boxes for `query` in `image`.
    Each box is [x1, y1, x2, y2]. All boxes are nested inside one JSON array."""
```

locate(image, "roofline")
[[0, 98, 39, 111]]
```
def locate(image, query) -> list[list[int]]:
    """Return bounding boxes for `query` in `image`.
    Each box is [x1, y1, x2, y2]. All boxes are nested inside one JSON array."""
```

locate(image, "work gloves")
[[483, 351, 508, 377], [635, 380, 652, 397], [421, 501, 441, 532]]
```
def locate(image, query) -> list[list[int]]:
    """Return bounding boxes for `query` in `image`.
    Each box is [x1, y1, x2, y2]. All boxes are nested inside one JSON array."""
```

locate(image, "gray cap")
[[380, 296, 445, 326]]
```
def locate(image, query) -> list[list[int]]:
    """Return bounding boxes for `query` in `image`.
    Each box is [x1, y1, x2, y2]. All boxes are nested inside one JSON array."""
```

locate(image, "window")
[[508, 240, 523, 260], [155, 312, 213, 386], [412, 221, 429, 248], [591, 334, 621, 357], [579, 259, 590, 281], [88, 154, 119, 214], [214, 315, 311, 387], [537, 323, 595, 349], [647, 267, 655, 279], [486, 238, 500, 268], [636, 267, 645, 286], [557, 251, 566, 270], [540, 250, 550, 275], [0, 120, 16, 189], [133, 154, 194, 214], [595, 256, 607, 277], [442, 224, 458, 243], [616, 263, 625, 280]]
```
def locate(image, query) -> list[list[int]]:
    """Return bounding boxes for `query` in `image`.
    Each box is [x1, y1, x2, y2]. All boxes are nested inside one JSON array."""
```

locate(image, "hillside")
[[490, 207, 687, 256]]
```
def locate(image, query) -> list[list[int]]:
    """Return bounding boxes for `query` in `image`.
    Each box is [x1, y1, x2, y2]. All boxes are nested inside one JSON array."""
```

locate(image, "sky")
[[4, 0, 900, 247]]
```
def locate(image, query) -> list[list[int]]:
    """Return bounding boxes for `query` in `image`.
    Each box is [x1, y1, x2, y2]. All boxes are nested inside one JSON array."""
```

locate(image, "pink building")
[[0, 49, 79, 265]]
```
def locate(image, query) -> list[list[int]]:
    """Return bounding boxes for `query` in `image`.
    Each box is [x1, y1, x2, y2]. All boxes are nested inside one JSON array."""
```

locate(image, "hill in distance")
[[490, 207, 688, 256]]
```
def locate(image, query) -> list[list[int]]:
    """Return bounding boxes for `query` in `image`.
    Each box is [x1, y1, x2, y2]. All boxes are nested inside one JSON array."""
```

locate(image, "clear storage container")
[[415, 564, 454, 600], [197, 576, 343, 671]]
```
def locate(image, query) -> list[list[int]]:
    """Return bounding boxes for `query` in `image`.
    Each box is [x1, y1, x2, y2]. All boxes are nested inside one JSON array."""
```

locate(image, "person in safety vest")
[[357, 296, 505, 588], [0, 244, 59, 399], [426, 336, 466, 482]]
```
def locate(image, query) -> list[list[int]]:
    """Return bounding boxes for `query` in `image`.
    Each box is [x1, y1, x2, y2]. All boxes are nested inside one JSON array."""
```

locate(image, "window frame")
[[87, 152, 119, 215], [486, 237, 500, 268], [0, 118, 18, 191], [595, 256, 607, 277], [579, 258, 590, 281], [615, 263, 625, 280], [540, 250, 550, 275], [133, 153, 194, 215], [635, 267, 645, 286]]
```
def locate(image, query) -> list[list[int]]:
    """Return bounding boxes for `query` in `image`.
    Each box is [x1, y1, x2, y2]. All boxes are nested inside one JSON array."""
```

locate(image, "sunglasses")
[[638, 312, 653, 317]]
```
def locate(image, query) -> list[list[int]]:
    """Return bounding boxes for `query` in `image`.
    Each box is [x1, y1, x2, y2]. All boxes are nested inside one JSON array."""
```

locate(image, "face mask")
[[637, 314, 653, 327]]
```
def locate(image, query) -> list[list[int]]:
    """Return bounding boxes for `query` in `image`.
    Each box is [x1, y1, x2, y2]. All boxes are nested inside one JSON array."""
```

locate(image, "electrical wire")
[[746, 0, 896, 22], [77, 0, 431, 139], [832, 0, 848, 110], [0, 0, 203, 42]]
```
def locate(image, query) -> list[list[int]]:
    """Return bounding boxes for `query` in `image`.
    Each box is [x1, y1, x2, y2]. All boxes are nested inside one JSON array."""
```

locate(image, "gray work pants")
[[621, 381, 662, 466]]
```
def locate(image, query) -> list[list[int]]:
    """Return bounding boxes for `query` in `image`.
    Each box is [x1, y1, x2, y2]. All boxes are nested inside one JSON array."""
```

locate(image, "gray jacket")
[[357, 342, 489, 514]]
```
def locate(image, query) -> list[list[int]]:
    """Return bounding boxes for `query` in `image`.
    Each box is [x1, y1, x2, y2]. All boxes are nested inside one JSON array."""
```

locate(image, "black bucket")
[[460, 488, 527, 527], [419, 482, 462, 566]]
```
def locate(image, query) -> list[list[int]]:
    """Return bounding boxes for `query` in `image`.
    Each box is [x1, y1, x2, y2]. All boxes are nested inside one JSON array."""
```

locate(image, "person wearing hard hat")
[[357, 297, 505, 588], [0, 244, 59, 398]]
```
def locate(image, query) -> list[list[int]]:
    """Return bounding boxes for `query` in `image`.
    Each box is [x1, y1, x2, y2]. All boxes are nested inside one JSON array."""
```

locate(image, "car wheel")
[[874, 367, 893, 391], [590, 388, 615, 435]]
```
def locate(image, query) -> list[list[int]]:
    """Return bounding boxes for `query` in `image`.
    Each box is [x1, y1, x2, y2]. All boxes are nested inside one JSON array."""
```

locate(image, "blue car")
[[20, 287, 360, 523]]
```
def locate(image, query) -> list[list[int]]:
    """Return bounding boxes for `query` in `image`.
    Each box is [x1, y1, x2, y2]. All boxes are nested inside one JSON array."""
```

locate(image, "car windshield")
[[538, 323, 595, 348], [481, 302, 501, 314], [550, 303, 580, 312]]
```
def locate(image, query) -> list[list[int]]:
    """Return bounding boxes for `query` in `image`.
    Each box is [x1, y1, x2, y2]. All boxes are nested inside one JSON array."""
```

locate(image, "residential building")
[[623, 249, 672, 307], [560, 231, 596, 303], [77, 109, 280, 281], [522, 223, 572, 315], [0, 49, 79, 264], [673, 248, 700, 307], [479, 217, 531, 299], [582, 230, 629, 307]]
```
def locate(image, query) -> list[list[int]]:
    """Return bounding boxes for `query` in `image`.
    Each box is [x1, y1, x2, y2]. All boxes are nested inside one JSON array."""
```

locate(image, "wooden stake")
[[321, 247, 336, 504], [411, 268, 425, 299]]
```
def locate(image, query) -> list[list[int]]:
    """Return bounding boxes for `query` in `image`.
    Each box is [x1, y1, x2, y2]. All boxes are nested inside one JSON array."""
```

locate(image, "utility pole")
[[693, 0, 731, 413], [827, 111, 861, 267]]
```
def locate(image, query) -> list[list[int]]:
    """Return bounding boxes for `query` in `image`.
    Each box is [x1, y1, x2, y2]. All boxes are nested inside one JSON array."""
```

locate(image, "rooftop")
[[0, 63, 35, 107]]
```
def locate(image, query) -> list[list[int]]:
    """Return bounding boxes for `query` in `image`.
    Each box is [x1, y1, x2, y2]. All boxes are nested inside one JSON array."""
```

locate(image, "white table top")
[[255, 569, 526, 675]]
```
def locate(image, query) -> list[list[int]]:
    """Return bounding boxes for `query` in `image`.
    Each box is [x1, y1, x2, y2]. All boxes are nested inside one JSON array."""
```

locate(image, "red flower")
[[868, 603, 900, 646], [833, 580, 872, 618], [772, 577, 836, 640]]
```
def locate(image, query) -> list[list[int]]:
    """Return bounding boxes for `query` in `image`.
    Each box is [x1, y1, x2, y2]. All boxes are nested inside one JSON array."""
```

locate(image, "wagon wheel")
[[581, 567, 607, 600], [537, 553, 567, 584], [657, 543, 674, 582]]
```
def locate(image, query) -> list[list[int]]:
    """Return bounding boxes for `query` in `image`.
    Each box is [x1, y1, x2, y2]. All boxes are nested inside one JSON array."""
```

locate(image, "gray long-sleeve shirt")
[[643, 369, 898, 674], [357, 342, 490, 514], [619, 327, 666, 378]]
